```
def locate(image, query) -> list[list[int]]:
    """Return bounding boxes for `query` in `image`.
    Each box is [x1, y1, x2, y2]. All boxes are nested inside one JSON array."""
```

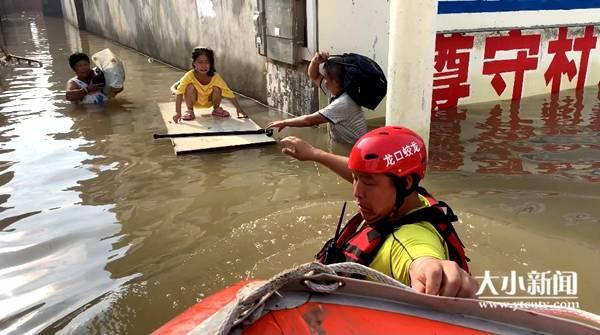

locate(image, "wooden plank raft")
[[157, 102, 275, 154]]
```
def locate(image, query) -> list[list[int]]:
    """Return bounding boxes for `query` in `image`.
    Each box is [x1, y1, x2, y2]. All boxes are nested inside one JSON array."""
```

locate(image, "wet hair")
[[191, 47, 216, 76], [68, 52, 90, 69], [323, 59, 346, 87]]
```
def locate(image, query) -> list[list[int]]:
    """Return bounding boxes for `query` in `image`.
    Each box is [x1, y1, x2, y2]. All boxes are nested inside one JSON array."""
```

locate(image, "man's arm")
[[381, 224, 478, 298], [280, 136, 353, 183]]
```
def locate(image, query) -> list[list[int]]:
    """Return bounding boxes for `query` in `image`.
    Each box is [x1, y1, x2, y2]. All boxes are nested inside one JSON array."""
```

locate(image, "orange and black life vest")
[[316, 187, 470, 273]]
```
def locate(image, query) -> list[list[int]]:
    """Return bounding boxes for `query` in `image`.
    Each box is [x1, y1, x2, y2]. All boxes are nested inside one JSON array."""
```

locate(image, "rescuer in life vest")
[[280, 126, 479, 298]]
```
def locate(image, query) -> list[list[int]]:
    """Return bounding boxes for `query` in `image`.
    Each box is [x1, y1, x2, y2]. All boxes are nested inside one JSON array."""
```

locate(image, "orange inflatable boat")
[[153, 262, 600, 335]]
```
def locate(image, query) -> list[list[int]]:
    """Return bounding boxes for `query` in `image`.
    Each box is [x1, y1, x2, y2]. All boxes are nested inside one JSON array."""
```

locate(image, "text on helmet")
[[383, 141, 421, 167]]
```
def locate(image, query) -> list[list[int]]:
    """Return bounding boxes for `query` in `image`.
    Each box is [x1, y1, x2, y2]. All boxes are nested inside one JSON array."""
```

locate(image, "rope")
[[216, 262, 409, 335], [328, 262, 410, 288]]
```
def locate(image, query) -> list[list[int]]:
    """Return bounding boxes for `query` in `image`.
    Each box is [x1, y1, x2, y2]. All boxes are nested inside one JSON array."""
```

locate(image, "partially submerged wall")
[[431, 26, 600, 110], [319, 0, 600, 118], [61, 0, 268, 103], [266, 61, 317, 115], [60, 0, 78, 27], [58, 0, 600, 118]]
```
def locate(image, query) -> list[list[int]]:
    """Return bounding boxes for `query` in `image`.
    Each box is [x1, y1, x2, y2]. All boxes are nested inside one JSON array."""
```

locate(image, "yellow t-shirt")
[[369, 195, 449, 286], [175, 70, 235, 107]]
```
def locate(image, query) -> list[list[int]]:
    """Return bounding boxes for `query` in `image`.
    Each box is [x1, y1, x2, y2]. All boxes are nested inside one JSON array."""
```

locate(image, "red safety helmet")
[[348, 126, 427, 180]]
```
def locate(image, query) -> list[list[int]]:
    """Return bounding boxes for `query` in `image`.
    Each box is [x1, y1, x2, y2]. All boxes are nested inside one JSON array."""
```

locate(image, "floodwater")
[[0, 13, 598, 335]]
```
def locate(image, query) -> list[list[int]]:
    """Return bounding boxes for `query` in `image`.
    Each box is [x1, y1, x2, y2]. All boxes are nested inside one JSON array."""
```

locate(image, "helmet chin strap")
[[391, 175, 420, 212]]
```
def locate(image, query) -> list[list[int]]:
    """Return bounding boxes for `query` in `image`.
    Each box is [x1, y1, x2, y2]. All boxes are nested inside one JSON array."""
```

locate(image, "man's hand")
[[409, 257, 478, 298], [280, 136, 320, 161]]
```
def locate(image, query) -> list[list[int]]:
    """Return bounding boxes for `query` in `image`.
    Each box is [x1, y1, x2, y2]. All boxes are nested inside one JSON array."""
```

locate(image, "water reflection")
[[430, 86, 600, 182], [1, 13, 353, 334], [0, 14, 130, 334], [428, 86, 600, 317]]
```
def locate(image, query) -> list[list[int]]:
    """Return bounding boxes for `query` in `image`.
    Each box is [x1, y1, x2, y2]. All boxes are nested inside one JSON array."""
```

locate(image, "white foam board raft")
[[157, 102, 275, 154]]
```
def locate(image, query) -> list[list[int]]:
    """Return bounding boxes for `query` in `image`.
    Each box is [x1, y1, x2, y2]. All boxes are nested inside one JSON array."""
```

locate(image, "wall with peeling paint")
[[60, 0, 268, 103], [266, 61, 317, 115], [59, 0, 318, 115]]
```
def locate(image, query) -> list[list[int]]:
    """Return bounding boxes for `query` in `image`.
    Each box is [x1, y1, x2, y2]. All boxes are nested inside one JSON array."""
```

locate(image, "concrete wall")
[[318, 1, 389, 118], [437, 0, 600, 31], [266, 61, 317, 115], [0, 23, 4, 49], [59, 0, 600, 119], [42, 0, 63, 17], [61, 0, 269, 104], [433, 26, 600, 108], [319, 0, 600, 118], [60, 0, 78, 27]]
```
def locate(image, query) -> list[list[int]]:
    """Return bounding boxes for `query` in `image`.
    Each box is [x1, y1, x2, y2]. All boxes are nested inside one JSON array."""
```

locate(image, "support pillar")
[[385, 0, 438, 146]]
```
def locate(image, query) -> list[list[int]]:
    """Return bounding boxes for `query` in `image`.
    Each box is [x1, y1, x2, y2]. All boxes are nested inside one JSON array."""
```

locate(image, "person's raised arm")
[[308, 52, 329, 87], [280, 136, 352, 183]]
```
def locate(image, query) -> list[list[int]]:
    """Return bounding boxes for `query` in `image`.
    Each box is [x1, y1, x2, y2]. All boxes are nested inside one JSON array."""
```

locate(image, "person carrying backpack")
[[267, 52, 386, 145]]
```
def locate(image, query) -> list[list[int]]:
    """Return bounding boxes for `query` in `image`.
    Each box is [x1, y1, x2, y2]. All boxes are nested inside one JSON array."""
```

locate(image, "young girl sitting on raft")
[[173, 47, 247, 122]]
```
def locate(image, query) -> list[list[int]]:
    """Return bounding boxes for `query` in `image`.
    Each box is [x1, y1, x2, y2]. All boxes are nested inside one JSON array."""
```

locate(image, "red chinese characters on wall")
[[544, 27, 577, 94], [432, 33, 474, 111], [430, 25, 599, 111], [572, 26, 598, 90], [545, 26, 598, 94], [482, 30, 541, 101]]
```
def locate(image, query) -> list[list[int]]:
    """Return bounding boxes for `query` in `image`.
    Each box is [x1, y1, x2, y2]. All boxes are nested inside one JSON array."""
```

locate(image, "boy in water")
[[65, 52, 122, 104]]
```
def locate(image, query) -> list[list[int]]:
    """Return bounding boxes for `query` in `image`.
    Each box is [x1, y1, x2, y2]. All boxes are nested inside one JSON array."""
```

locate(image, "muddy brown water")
[[0, 14, 598, 334]]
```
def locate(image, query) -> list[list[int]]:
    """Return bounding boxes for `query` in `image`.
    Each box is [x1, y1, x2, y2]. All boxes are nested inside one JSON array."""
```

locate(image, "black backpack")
[[327, 53, 387, 110]]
